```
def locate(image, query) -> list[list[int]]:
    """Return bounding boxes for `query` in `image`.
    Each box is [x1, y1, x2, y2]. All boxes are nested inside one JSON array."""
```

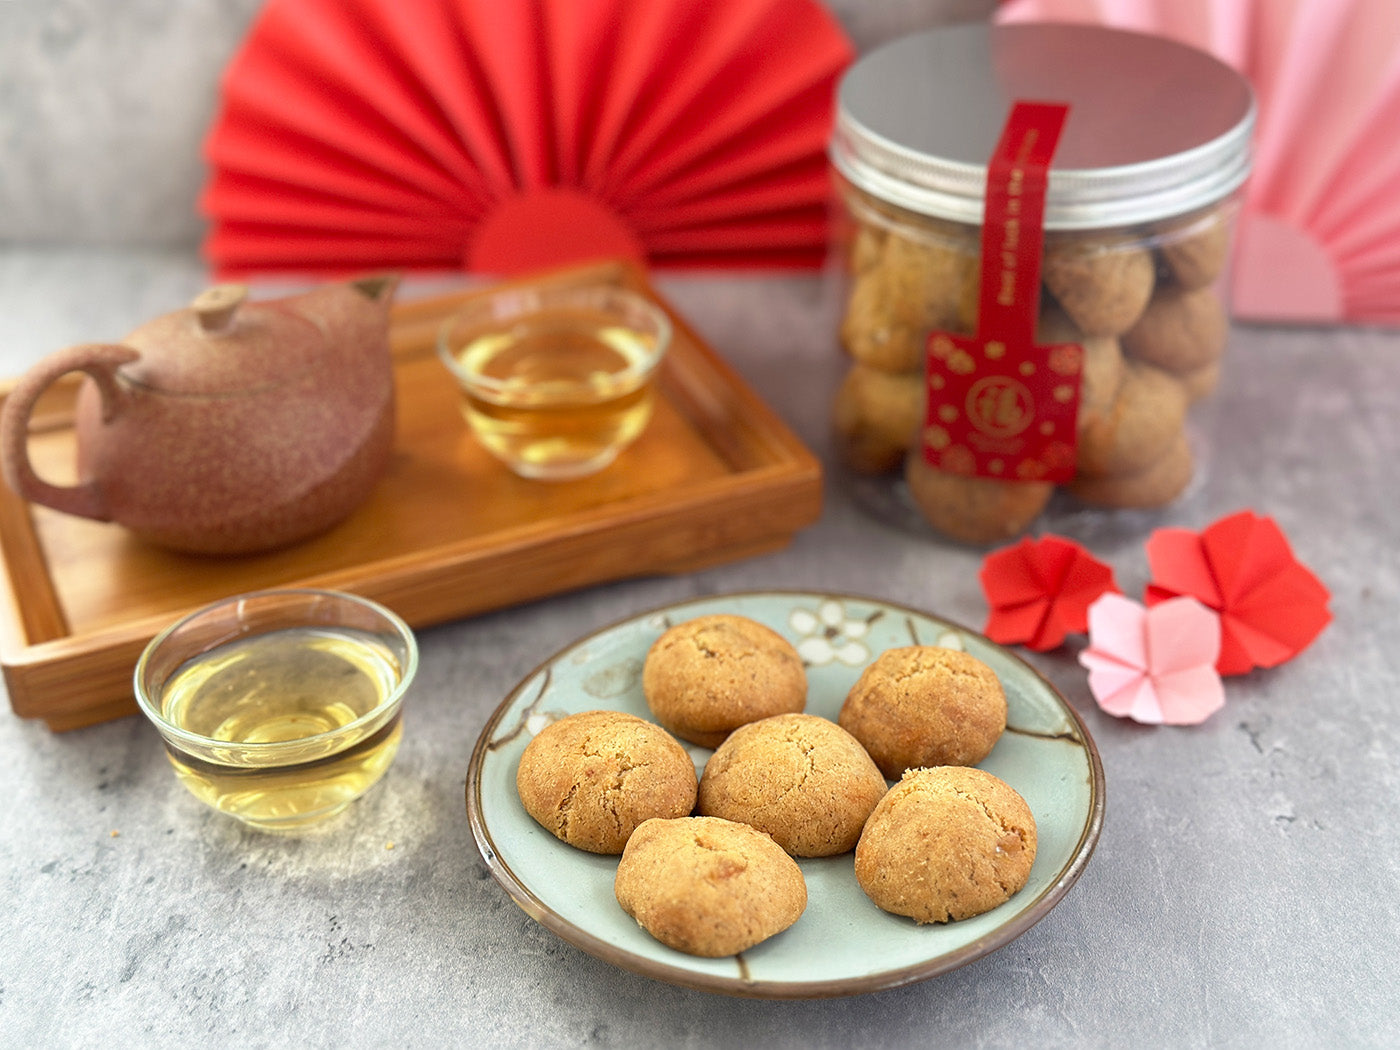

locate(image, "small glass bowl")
[[134, 589, 419, 832], [437, 284, 673, 480]]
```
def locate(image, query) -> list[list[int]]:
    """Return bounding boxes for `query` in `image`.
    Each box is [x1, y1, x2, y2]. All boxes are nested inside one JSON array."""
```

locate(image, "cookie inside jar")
[[827, 22, 1255, 545]]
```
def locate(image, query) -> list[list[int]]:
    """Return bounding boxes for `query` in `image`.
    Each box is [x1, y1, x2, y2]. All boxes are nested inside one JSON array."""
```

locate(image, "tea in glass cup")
[[134, 589, 418, 831], [437, 284, 673, 480]]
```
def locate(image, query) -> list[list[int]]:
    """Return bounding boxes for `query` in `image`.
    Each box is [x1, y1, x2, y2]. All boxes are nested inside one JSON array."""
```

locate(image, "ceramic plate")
[[465, 591, 1104, 998]]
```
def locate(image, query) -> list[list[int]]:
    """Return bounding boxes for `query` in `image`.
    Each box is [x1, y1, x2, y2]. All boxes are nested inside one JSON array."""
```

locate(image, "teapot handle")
[[0, 343, 140, 521]]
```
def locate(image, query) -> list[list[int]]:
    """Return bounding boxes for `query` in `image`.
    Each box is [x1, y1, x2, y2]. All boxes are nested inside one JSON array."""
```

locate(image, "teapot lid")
[[119, 285, 325, 395]]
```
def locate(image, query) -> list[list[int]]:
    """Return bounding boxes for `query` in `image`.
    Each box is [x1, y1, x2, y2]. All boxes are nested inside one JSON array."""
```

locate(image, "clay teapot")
[[0, 275, 400, 555]]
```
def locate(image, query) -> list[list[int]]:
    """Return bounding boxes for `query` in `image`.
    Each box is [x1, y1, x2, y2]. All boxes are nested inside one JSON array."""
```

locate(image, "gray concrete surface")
[[0, 254, 1396, 1048]]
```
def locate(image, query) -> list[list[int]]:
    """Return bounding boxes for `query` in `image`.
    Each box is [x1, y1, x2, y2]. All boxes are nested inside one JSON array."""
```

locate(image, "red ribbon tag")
[[922, 101, 1081, 483]]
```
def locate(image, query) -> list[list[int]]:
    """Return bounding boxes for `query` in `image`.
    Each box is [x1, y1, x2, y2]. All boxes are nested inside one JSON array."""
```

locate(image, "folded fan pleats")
[[202, 0, 854, 276], [998, 0, 1400, 326]]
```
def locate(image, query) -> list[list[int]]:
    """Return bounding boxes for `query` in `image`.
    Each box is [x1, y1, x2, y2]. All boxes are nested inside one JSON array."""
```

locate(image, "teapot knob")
[[192, 283, 248, 332]]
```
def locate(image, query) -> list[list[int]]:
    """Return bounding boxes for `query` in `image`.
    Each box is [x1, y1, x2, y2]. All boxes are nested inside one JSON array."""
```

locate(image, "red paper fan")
[[200, 0, 854, 277], [998, 0, 1400, 326]]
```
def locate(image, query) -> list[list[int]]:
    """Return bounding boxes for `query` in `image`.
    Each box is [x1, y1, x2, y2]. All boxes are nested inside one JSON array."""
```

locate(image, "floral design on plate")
[[789, 598, 880, 666]]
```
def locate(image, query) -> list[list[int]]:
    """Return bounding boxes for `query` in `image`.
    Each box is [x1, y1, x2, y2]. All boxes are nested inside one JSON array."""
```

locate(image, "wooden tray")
[[0, 260, 822, 730]]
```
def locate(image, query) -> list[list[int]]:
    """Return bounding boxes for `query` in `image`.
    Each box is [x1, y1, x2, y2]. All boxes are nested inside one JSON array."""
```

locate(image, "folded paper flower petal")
[[1145, 510, 1331, 675], [1079, 593, 1225, 726], [980, 535, 1119, 651]]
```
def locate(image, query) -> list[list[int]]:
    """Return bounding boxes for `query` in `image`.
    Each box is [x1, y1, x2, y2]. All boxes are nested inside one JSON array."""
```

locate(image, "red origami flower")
[[980, 535, 1119, 651], [1144, 510, 1331, 676]]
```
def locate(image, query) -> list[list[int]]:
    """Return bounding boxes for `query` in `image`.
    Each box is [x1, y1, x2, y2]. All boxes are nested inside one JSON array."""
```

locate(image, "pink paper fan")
[[201, 0, 853, 277], [997, 0, 1400, 326]]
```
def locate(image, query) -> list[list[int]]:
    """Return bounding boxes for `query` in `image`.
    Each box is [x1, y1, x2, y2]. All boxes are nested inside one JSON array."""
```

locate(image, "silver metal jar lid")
[[830, 22, 1256, 229]]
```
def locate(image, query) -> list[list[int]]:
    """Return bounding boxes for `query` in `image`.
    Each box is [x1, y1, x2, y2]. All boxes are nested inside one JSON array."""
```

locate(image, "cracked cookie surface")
[[697, 713, 888, 857], [515, 710, 698, 854], [614, 815, 807, 957], [838, 646, 1006, 778], [642, 614, 806, 748], [855, 766, 1037, 924]]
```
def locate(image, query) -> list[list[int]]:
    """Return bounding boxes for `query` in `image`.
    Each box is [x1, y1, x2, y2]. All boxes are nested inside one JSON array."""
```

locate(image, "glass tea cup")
[[436, 284, 673, 480], [134, 588, 419, 832]]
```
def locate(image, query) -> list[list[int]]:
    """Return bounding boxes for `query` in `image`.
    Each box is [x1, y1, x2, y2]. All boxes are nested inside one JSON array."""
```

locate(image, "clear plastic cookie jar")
[[828, 22, 1255, 545]]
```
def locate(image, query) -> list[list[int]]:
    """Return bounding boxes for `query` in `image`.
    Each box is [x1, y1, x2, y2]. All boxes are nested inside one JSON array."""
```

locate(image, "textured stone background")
[[2, 259, 1397, 1049]]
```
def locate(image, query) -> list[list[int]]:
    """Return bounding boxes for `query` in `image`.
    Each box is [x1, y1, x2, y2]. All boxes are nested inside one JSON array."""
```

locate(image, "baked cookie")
[[840, 232, 978, 372], [838, 646, 1006, 778], [1122, 285, 1228, 374], [642, 614, 806, 748], [881, 232, 978, 333], [1075, 361, 1188, 477], [697, 713, 888, 857], [848, 221, 886, 276], [1069, 430, 1194, 509], [854, 766, 1037, 924], [1155, 207, 1230, 290], [1032, 301, 1125, 435], [614, 816, 807, 957], [515, 710, 698, 855], [904, 455, 1054, 546], [840, 269, 925, 374], [1179, 359, 1222, 402], [833, 363, 925, 475], [1034, 297, 1081, 345], [953, 260, 981, 335], [1043, 234, 1156, 337], [1077, 335, 1126, 434]]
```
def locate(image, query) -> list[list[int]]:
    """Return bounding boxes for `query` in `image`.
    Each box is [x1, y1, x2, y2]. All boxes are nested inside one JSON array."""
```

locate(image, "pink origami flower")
[[1145, 510, 1331, 676], [979, 535, 1118, 651], [1078, 593, 1226, 726]]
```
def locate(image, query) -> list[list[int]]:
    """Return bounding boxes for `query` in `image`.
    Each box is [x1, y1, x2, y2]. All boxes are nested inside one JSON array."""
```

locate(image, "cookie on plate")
[[515, 710, 697, 854], [697, 713, 887, 857], [614, 816, 807, 957], [642, 614, 806, 748], [855, 766, 1037, 924], [838, 646, 1006, 778]]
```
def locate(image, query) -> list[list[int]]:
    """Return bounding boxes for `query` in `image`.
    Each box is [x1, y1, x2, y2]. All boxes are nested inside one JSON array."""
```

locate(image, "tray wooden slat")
[[0, 260, 822, 730]]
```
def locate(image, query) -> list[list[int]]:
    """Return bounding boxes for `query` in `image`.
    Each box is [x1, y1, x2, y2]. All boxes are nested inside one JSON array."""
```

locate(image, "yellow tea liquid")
[[159, 626, 405, 829], [450, 316, 660, 479]]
